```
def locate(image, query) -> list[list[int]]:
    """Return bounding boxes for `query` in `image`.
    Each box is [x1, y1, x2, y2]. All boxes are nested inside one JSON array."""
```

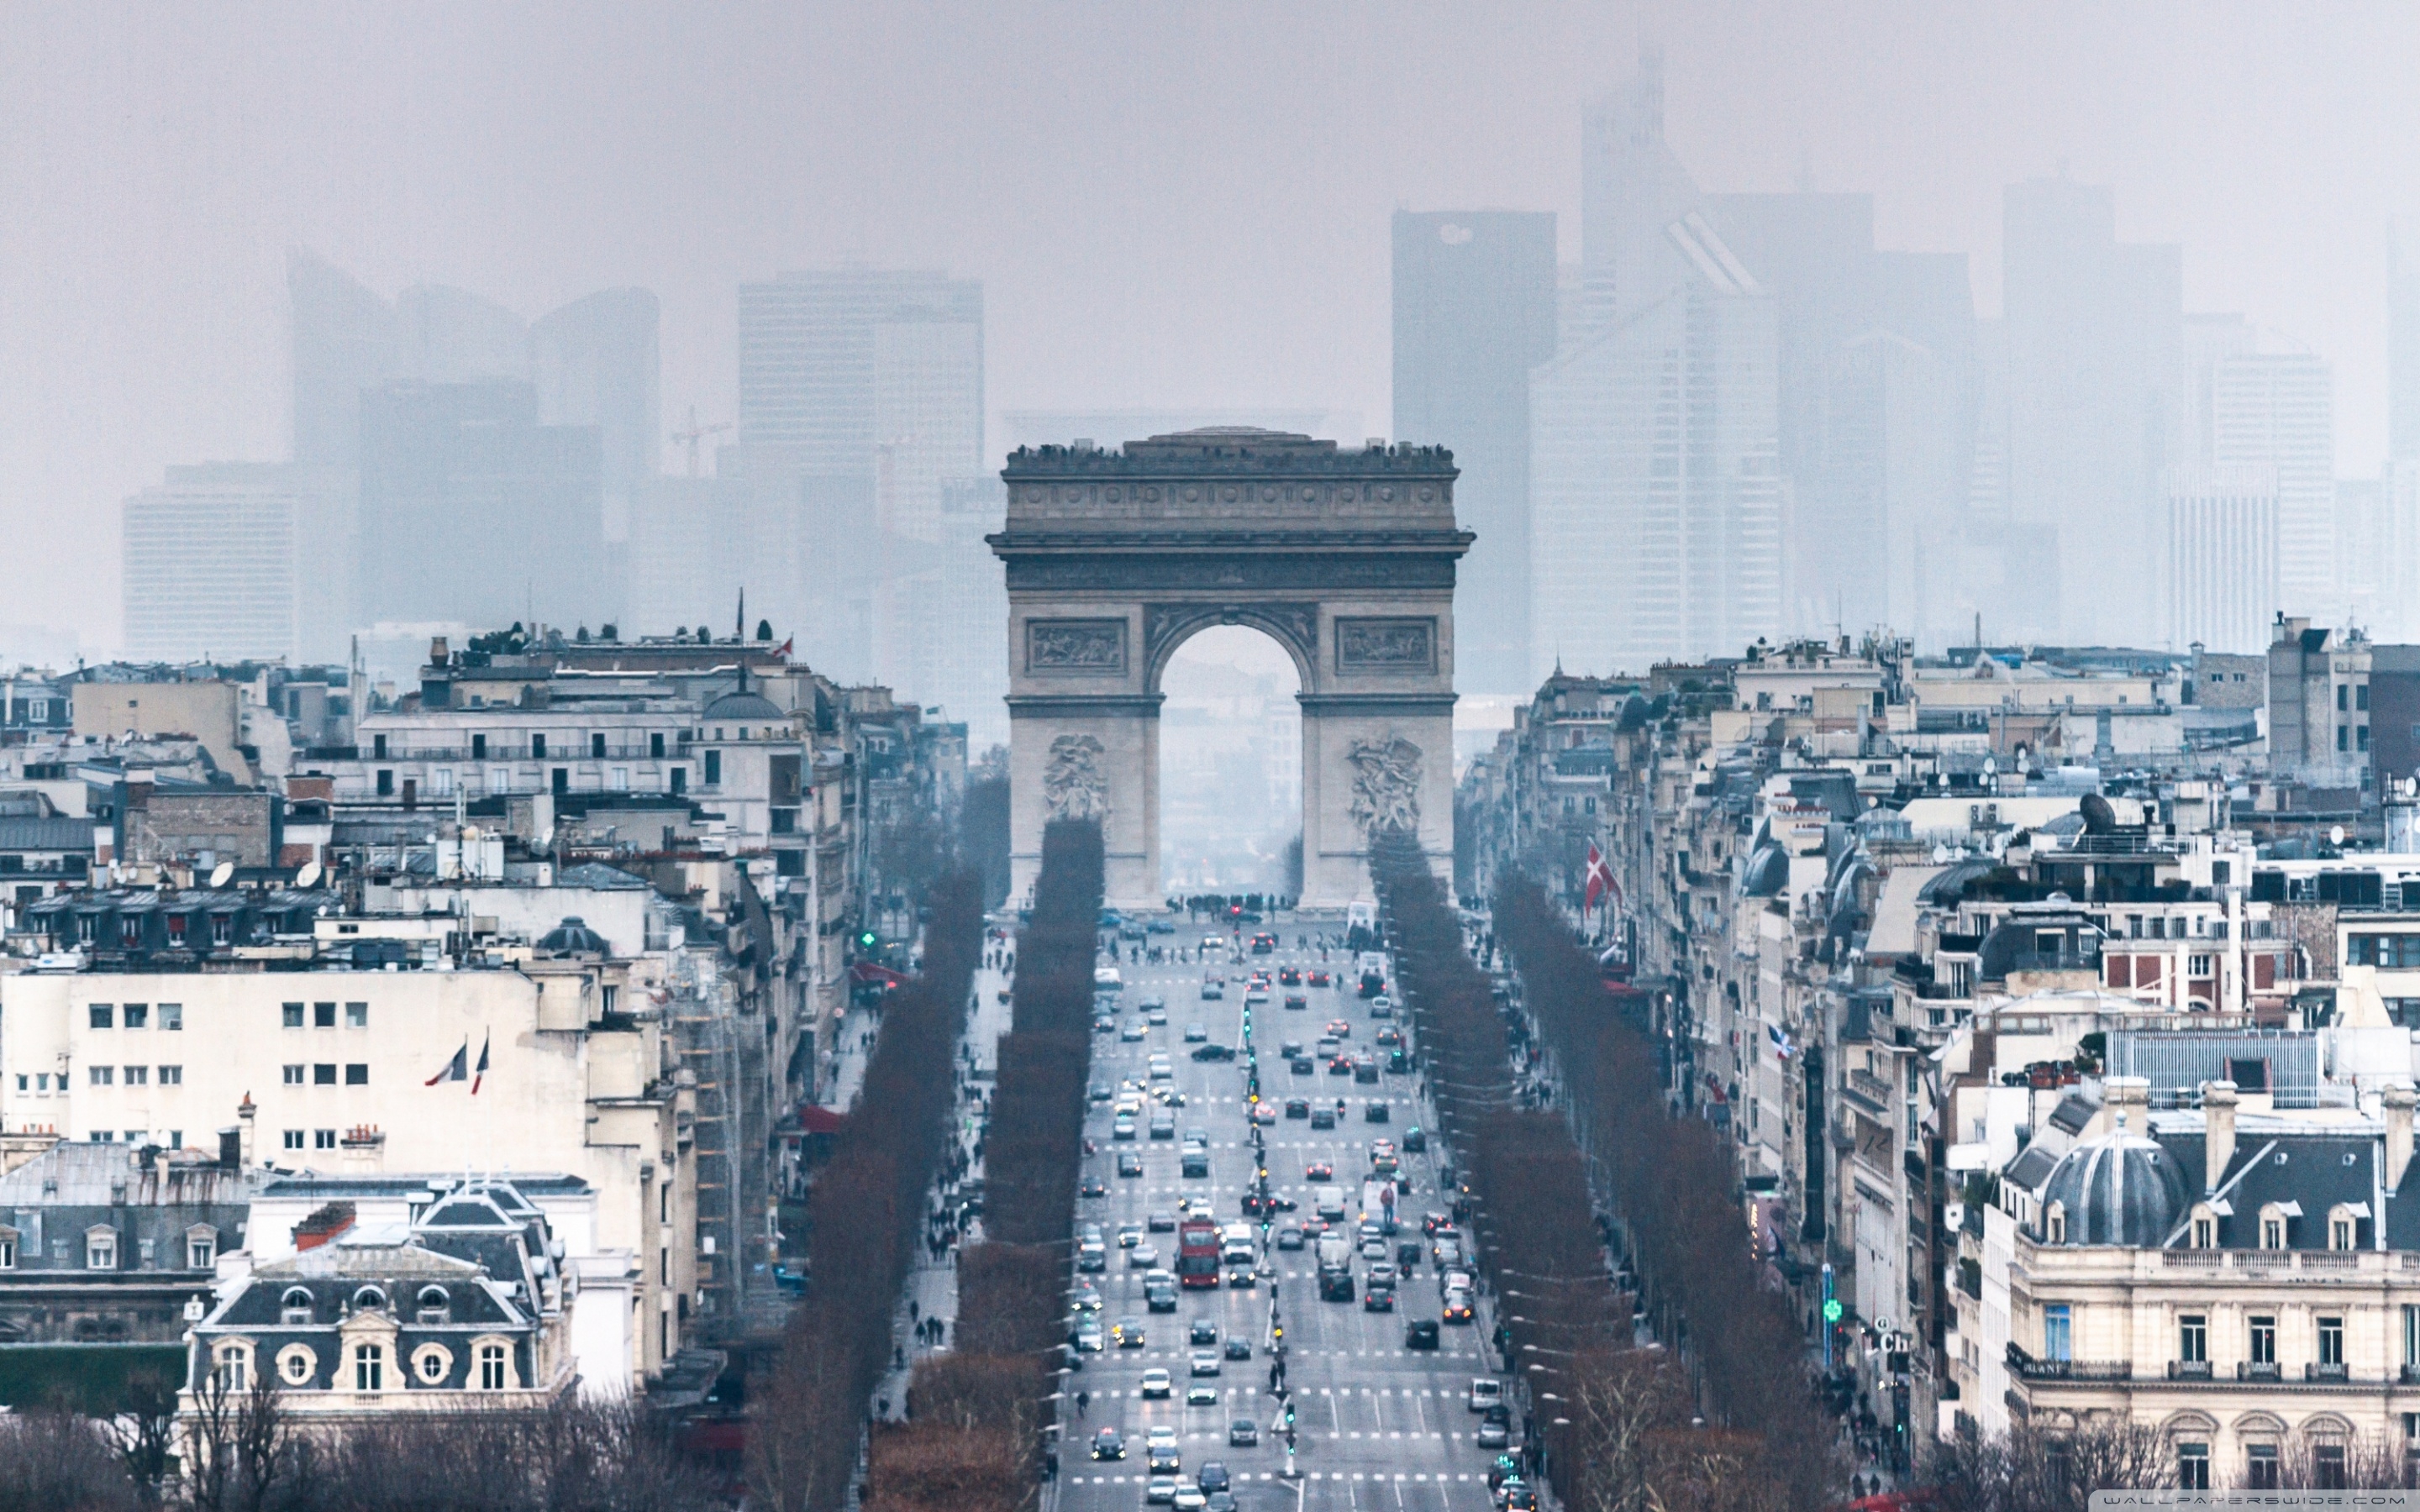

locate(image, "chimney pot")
[[2202, 1081, 2238, 1191], [2387, 1084, 2416, 1192]]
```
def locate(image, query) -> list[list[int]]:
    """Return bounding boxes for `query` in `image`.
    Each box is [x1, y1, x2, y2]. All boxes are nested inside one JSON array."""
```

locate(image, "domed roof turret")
[[704, 689, 781, 721], [537, 916, 609, 956], [2039, 1132, 2186, 1247]]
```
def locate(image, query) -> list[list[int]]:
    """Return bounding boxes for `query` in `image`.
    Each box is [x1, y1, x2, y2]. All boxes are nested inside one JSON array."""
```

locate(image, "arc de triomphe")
[[991, 428, 1470, 910]]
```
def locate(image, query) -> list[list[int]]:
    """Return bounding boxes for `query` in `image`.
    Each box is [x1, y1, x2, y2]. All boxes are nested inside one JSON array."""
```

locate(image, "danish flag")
[[1584, 842, 1620, 915]]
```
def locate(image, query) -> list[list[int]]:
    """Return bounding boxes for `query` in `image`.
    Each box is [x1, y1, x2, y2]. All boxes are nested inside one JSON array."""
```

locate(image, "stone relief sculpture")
[[1345, 733, 1423, 835], [1335, 617, 1435, 672], [1027, 619, 1125, 674], [1043, 733, 1112, 822]]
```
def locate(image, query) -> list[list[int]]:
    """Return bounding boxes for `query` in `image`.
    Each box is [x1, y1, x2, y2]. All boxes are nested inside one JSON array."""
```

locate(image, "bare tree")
[[0, 1405, 141, 1512], [182, 1370, 287, 1512], [109, 1371, 178, 1506]]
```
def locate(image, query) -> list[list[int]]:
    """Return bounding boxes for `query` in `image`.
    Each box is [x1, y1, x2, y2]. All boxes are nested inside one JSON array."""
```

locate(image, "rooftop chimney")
[[292, 1201, 356, 1252], [2388, 1084, 2417, 1191], [2202, 1081, 2237, 1190], [2105, 1075, 2151, 1136]]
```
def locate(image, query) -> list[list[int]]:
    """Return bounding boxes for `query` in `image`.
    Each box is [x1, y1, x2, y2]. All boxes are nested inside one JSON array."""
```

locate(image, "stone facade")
[[993, 429, 1470, 907]]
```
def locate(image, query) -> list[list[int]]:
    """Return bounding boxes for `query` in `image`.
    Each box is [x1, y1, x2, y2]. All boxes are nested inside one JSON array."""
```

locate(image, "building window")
[[282, 1064, 304, 1085], [704, 750, 721, 786], [344, 1064, 367, 1086], [413, 1343, 451, 1384], [487, 766, 509, 792], [650, 732, 666, 759], [86, 1231, 116, 1269], [376, 769, 393, 797], [123, 1065, 146, 1086], [2176, 1442, 2209, 1491], [590, 732, 606, 759], [2192, 1215, 2214, 1248], [313, 1002, 335, 1028], [2262, 1211, 2286, 1249], [2045, 1203, 2066, 1245], [188, 1234, 215, 1269], [281, 1130, 304, 1150], [2249, 1315, 2276, 1364], [278, 1343, 315, 1384], [608, 766, 629, 790], [471, 733, 488, 759], [160, 1003, 182, 1031], [477, 1341, 508, 1391], [416, 1285, 450, 1324], [282, 1003, 304, 1028], [2405, 1305, 2420, 1368], [345, 1002, 367, 1028], [2043, 1305, 2071, 1362], [0, 1235, 15, 1269], [89, 1004, 113, 1029], [160, 1066, 181, 1085], [530, 734, 547, 760], [313, 1130, 336, 1150], [2320, 1315, 2345, 1366], [313, 1064, 336, 1086], [90, 1131, 112, 1143], [2246, 1444, 2280, 1489], [123, 1003, 148, 1029], [2315, 1445, 2348, 1489], [2333, 1212, 2356, 1251], [280, 1288, 313, 1323], [431, 768, 454, 796], [89, 1066, 113, 1086], [2179, 1314, 2207, 1363], [212, 1344, 250, 1392]]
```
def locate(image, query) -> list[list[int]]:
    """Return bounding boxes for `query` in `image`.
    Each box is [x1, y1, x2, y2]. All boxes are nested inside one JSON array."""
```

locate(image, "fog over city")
[[18, 8, 2420, 1504], [4, 1, 2417, 677]]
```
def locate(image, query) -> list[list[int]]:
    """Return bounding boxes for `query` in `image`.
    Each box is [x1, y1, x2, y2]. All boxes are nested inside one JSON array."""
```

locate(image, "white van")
[[1094, 966, 1124, 994], [1467, 1378, 1503, 1413]]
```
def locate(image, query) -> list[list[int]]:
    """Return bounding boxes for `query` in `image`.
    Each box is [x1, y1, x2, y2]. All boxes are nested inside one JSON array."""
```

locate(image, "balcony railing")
[[2166, 1360, 2213, 1380], [2011, 1357, 2132, 1383], [2237, 1361, 2282, 1382], [2306, 1362, 2350, 1383]]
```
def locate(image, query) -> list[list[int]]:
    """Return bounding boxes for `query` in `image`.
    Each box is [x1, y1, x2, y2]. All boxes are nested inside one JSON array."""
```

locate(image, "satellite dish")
[[208, 861, 234, 889], [296, 861, 323, 889]]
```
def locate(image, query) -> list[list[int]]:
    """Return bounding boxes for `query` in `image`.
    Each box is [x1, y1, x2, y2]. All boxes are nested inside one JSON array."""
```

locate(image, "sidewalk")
[[868, 959, 1013, 1420]]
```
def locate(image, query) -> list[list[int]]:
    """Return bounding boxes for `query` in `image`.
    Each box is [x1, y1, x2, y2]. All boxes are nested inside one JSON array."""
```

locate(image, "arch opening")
[[1156, 625, 1302, 895]]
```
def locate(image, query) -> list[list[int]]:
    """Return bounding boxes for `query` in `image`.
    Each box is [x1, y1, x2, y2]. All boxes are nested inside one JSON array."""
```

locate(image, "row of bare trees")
[[862, 822, 1106, 1512], [0, 1390, 713, 1512], [1488, 876, 1842, 1510], [746, 869, 986, 1512]]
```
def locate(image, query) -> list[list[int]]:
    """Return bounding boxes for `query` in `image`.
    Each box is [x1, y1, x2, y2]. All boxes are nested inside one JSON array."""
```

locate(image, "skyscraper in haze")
[[2002, 178, 2182, 646], [355, 381, 605, 632], [2212, 351, 2333, 616], [1392, 210, 1557, 696], [2166, 465, 2279, 654], [122, 464, 302, 663], [1529, 51, 1781, 679], [533, 287, 661, 610], [734, 267, 985, 689], [2393, 229, 2420, 463]]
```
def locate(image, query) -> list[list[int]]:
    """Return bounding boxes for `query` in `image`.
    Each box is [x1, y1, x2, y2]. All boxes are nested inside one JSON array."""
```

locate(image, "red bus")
[[1176, 1218, 1223, 1289]]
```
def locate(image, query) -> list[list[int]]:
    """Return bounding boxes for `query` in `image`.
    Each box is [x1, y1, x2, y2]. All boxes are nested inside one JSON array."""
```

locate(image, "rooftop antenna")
[[734, 588, 745, 643]]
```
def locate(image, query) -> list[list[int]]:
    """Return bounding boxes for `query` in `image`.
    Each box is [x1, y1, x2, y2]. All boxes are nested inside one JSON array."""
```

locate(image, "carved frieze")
[[1335, 617, 1437, 675], [1002, 554, 1459, 592], [1025, 618, 1127, 675], [1042, 733, 1112, 823]]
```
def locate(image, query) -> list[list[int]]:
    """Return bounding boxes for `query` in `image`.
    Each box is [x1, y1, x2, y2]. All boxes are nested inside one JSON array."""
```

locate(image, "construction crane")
[[671, 404, 734, 478]]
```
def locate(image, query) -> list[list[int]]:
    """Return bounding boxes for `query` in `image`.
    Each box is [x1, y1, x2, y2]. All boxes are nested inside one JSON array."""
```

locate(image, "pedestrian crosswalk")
[[1084, 1380, 1479, 1398]]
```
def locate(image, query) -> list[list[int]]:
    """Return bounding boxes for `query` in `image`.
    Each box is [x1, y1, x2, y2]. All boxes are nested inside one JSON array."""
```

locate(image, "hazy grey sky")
[[4, 1, 2415, 649]]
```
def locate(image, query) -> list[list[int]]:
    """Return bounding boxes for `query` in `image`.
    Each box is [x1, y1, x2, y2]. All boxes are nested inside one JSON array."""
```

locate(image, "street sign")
[[1823, 1299, 1843, 1323]]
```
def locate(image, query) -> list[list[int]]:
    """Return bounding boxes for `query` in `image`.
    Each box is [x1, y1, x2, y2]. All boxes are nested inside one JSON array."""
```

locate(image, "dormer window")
[[85, 1227, 117, 1270], [2328, 1203, 2368, 1252], [416, 1285, 450, 1324], [281, 1287, 314, 1324], [2045, 1201, 2066, 1245], [2259, 1200, 2300, 1249], [351, 1286, 387, 1313], [186, 1226, 218, 1271]]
